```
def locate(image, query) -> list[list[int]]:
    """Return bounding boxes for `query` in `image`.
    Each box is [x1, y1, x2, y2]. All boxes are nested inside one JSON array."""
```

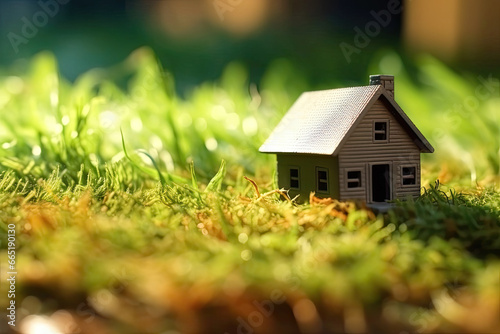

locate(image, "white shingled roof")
[[259, 85, 434, 155]]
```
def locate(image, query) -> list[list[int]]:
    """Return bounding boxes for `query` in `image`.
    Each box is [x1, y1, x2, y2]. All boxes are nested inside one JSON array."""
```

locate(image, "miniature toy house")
[[259, 75, 434, 203]]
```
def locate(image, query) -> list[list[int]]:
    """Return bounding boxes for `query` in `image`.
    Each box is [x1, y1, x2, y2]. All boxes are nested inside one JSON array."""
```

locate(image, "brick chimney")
[[369, 75, 394, 99]]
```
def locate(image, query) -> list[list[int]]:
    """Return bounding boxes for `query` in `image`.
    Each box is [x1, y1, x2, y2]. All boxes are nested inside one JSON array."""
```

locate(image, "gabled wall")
[[338, 97, 422, 202], [277, 154, 339, 202]]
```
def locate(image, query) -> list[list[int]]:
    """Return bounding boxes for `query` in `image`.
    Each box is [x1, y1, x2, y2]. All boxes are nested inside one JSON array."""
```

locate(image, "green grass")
[[0, 49, 499, 334]]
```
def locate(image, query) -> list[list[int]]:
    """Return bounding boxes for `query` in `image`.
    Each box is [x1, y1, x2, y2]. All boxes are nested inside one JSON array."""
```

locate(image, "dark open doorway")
[[372, 164, 390, 202]]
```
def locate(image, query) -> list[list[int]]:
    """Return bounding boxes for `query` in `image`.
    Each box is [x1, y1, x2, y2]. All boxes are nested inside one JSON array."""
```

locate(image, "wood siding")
[[338, 98, 421, 202], [277, 154, 339, 202]]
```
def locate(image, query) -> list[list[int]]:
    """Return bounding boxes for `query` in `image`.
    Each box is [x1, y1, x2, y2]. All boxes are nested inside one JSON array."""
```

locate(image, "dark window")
[[347, 171, 361, 188], [374, 121, 388, 141], [402, 166, 416, 185], [290, 168, 300, 189], [316, 168, 328, 192]]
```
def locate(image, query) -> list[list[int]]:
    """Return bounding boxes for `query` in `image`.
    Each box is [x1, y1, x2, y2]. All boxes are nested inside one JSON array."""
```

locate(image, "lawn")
[[0, 49, 499, 334]]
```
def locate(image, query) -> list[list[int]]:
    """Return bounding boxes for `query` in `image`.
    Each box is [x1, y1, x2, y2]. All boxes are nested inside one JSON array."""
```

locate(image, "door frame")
[[368, 162, 393, 203]]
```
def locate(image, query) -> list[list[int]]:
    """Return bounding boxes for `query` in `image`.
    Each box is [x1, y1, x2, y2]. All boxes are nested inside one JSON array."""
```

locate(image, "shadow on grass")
[[390, 184, 500, 258]]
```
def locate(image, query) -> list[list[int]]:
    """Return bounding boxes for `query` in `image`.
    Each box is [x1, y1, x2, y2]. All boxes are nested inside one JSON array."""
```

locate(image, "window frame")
[[373, 120, 389, 143], [315, 167, 329, 194], [289, 166, 300, 190], [346, 169, 363, 189], [401, 165, 417, 187]]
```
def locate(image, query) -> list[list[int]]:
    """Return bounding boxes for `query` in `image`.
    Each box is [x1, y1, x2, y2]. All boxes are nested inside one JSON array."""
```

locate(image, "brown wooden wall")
[[338, 98, 421, 202]]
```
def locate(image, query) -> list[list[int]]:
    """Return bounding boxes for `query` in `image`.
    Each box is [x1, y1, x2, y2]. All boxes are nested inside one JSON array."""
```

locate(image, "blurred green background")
[[0, 0, 499, 183]]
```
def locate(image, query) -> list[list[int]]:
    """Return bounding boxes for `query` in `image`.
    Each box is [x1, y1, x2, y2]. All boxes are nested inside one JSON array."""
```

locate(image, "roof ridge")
[[302, 84, 380, 94]]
